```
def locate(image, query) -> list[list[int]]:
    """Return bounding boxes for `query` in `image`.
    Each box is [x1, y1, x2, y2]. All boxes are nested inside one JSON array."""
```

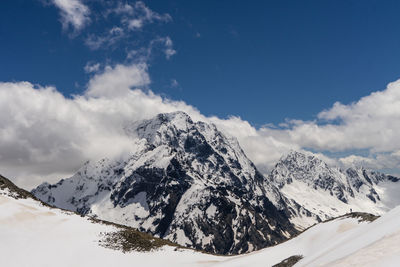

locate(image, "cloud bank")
[[259, 79, 400, 169], [2, 62, 400, 189]]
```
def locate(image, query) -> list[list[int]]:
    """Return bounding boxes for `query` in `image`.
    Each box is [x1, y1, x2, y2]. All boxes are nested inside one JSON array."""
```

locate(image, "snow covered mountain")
[[270, 150, 400, 228], [32, 111, 297, 255], [31, 112, 400, 254]]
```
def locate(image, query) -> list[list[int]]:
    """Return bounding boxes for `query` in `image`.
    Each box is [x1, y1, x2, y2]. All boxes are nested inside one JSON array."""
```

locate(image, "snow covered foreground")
[[0, 190, 220, 267], [1, 187, 400, 267]]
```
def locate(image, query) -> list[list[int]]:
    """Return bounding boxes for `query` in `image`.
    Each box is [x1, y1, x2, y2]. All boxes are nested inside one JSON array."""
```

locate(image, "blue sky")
[[2, 0, 400, 126], [2, 0, 400, 188]]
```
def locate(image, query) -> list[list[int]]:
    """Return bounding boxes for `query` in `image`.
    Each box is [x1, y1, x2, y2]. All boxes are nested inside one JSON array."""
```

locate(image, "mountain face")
[[32, 112, 297, 255], [270, 151, 400, 228]]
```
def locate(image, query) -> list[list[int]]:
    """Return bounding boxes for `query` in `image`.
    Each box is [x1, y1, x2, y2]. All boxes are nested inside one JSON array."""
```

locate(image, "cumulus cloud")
[[0, 81, 134, 188], [0, 70, 297, 189], [2, 63, 400, 189], [262, 80, 400, 152], [254, 79, 400, 171], [0, 77, 197, 189], [85, 63, 150, 97], [51, 0, 90, 31]]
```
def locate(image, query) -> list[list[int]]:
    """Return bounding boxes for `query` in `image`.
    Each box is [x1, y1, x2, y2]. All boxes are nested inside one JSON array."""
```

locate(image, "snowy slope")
[[269, 151, 400, 229], [215, 209, 400, 267], [32, 112, 296, 254], [0, 177, 225, 267], [3, 174, 400, 267], [3, 183, 400, 267]]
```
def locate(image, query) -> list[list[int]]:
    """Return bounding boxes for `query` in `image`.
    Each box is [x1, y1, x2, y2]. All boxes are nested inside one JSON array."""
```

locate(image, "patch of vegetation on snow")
[[272, 255, 303, 267], [93, 218, 182, 252]]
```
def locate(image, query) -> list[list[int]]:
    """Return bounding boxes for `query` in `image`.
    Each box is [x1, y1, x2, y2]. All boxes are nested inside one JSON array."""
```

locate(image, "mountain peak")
[[282, 150, 319, 161], [33, 112, 297, 255], [123, 111, 194, 145], [277, 150, 328, 173], [153, 111, 193, 128]]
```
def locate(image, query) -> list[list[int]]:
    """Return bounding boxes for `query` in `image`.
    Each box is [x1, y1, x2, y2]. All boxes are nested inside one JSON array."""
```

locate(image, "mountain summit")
[[33, 111, 297, 254]]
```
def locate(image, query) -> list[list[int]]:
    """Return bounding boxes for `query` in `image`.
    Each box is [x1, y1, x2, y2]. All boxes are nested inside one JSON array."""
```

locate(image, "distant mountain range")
[[269, 150, 400, 228], [32, 111, 400, 254]]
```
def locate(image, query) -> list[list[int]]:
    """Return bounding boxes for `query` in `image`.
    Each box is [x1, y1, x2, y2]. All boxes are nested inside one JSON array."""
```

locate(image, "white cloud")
[[51, 0, 90, 31], [125, 36, 177, 62], [339, 155, 383, 170], [128, 19, 143, 30], [85, 26, 126, 50], [83, 1, 172, 51], [146, 37, 177, 60], [3, 66, 400, 189], [0, 62, 203, 189], [261, 79, 400, 153], [104, 1, 171, 32], [163, 37, 176, 59], [0, 78, 199, 189], [86, 63, 150, 98], [84, 35, 106, 50], [84, 62, 101, 73], [247, 79, 400, 172], [112, 3, 134, 15], [122, 1, 172, 31], [338, 152, 400, 174]]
